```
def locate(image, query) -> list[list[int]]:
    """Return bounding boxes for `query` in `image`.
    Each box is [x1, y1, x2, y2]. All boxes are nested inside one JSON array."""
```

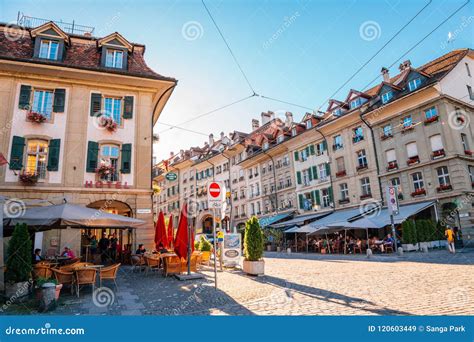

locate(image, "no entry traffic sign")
[[209, 182, 221, 198], [208, 181, 225, 209]]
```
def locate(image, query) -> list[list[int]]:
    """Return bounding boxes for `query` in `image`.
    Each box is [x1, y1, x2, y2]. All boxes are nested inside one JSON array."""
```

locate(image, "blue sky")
[[1, 0, 472, 161]]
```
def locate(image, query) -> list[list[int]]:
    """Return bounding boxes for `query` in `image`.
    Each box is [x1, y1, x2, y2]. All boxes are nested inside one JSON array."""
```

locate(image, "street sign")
[[386, 186, 399, 215], [223, 233, 241, 267], [165, 172, 177, 181], [207, 181, 225, 209]]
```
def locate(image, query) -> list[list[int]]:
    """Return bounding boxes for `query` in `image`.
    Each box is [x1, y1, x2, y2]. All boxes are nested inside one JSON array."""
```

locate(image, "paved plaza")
[[3, 249, 474, 316]]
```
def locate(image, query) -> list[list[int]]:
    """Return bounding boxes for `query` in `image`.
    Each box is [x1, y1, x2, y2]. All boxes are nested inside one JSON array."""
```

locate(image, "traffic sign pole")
[[212, 208, 218, 290]]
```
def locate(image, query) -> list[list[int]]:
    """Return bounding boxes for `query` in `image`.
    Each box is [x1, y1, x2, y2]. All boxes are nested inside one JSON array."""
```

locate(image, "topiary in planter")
[[6, 223, 32, 284], [198, 236, 212, 252], [244, 216, 264, 261]]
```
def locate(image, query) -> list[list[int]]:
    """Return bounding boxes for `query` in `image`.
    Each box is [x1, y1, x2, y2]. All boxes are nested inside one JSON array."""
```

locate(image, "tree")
[[244, 216, 264, 261], [402, 220, 416, 244], [6, 223, 32, 283]]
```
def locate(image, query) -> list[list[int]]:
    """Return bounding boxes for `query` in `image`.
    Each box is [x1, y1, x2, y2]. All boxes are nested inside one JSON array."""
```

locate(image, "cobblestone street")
[[4, 249, 474, 316]]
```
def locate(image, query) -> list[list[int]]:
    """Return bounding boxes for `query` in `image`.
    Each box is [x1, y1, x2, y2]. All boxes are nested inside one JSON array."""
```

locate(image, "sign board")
[[137, 208, 152, 214], [222, 233, 241, 267], [207, 181, 225, 209], [386, 186, 399, 216], [165, 172, 178, 181]]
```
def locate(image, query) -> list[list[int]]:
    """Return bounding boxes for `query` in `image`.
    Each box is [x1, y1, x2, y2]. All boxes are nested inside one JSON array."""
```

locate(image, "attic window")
[[381, 91, 393, 104], [263, 142, 269, 150], [306, 120, 312, 129], [332, 108, 342, 116], [277, 135, 284, 143], [350, 97, 367, 109], [291, 128, 297, 136], [105, 49, 124, 68], [408, 78, 421, 91], [39, 40, 59, 60]]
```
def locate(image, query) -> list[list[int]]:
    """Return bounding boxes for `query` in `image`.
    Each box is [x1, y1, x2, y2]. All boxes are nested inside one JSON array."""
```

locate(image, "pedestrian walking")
[[445, 225, 455, 254]]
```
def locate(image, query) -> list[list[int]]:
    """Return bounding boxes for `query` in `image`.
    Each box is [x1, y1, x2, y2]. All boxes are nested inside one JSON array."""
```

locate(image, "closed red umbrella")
[[167, 214, 174, 248], [154, 211, 168, 249], [174, 203, 194, 259]]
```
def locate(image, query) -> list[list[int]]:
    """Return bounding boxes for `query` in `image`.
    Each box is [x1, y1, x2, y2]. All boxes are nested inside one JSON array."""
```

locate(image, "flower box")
[[436, 184, 452, 192], [19, 172, 38, 185], [411, 189, 426, 197], [95, 164, 116, 179], [407, 156, 420, 165], [401, 125, 415, 134], [338, 198, 350, 204], [380, 133, 393, 141], [431, 149, 445, 159], [423, 116, 439, 125], [360, 193, 372, 200], [98, 116, 118, 132], [386, 161, 398, 171], [335, 170, 346, 177], [27, 111, 47, 123], [356, 164, 368, 172], [465, 150, 473, 156]]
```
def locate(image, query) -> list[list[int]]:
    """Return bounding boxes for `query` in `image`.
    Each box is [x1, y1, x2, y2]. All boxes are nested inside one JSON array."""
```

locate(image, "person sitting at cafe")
[[61, 246, 76, 259], [32, 248, 44, 263], [135, 244, 146, 254], [383, 234, 395, 250]]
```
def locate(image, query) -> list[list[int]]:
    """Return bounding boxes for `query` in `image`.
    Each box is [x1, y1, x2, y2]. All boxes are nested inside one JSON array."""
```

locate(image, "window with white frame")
[[301, 149, 308, 161], [302, 169, 310, 185], [39, 40, 59, 60], [412, 172, 424, 191], [386, 149, 396, 163], [277, 135, 284, 143], [424, 107, 437, 120], [353, 126, 364, 142], [333, 135, 343, 149], [321, 188, 330, 208], [383, 124, 392, 137], [99, 144, 120, 181], [466, 63, 472, 77], [406, 142, 418, 158], [26, 139, 48, 179], [469, 165, 474, 184], [306, 120, 312, 129], [250, 203, 255, 215], [332, 108, 342, 116], [437, 166, 450, 186], [430, 134, 443, 152], [291, 127, 297, 136], [340, 183, 348, 200], [461, 133, 470, 152], [408, 78, 421, 91], [468, 85, 474, 100], [104, 97, 122, 125], [32, 90, 54, 120], [402, 116, 413, 128], [318, 164, 327, 179], [350, 97, 367, 109], [357, 149, 368, 167], [360, 177, 371, 196], [391, 177, 402, 193], [381, 91, 393, 104], [105, 49, 124, 68]]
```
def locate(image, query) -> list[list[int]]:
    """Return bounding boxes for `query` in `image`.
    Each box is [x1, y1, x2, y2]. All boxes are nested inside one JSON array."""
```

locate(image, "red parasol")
[[154, 211, 168, 249], [174, 203, 194, 259], [167, 214, 174, 248]]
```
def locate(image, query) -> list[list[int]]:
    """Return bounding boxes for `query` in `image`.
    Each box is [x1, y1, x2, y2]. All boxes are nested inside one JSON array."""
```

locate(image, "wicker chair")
[[35, 261, 52, 267], [131, 254, 146, 272], [74, 268, 97, 297], [33, 265, 52, 279], [144, 256, 160, 275], [180, 254, 198, 273], [60, 260, 80, 272], [99, 263, 121, 290], [52, 268, 75, 295], [71, 262, 94, 269], [164, 256, 182, 277]]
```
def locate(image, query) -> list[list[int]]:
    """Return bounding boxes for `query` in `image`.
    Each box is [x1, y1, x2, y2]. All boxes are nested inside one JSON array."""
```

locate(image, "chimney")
[[252, 119, 260, 131], [180, 149, 184, 158], [398, 60, 412, 72], [84, 32, 92, 37], [261, 112, 271, 125], [170, 151, 174, 158], [381, 67, 390, 82], [285, 112, 293, 127], [209, 133, 214, 145]]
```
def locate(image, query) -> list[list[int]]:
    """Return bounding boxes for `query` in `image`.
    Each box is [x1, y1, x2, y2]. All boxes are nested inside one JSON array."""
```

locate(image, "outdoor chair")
[[131, 254, 146, 272], [74, 268, 97, 298], [353, 244, 362, 254], [59, 261, 80, 272], [52, 268, 75, 295], [384, 244, 394, 253], [99, 263, 121, 291], [71, 262, 95, 269], [144, 256, 160, 275], [164, 256, 182, 277], [180, 254, 198, 273], [33, 265, 53, 280], [63, 257, 80, 265], [35, 261, 52, 267]]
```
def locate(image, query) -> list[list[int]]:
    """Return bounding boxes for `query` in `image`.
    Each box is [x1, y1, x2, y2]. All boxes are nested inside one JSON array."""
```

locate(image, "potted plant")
[[36, 277, 63, 301], [19, 171, 38, 185], [95, 164, 115, 179], [243, 216, 265, 276], [5, 223, 33, 301], [198, 236, 212, 264], [27, 111, 47, 123], [98, 116, 118, 132], [401, 220, 418, 252]]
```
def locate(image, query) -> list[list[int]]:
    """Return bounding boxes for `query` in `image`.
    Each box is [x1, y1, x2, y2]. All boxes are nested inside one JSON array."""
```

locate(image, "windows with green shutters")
[[86, 141, 132, 178], [18, 85, 66, 121], [89, 93, 134, 125]]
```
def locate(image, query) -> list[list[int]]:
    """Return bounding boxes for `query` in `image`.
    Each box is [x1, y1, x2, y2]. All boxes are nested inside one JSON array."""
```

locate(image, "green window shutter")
[[296, 171, 302, 185], [312, 166, 318, 179], [308, 168, 313, 181], [328, 186, 334, 203], [90, 93, 102, 117], [314, 190, 321, 205], [123, 96, 134, 119], [325, 163, 331, 176], [298, 194, 304, 209], [310, 191, 315, 203], [309, 144, 315, 155], [47, 139, 61, 171], [167, 188, 170, 196], [53, 89, 66, 113], [18, 85, 31, 109], [121, 143, 132, 174], [322, 140, 328, 151], [86, 141, 99, 172], [9, 136, 25, 170], [294, 151, 299, 161], [305, 146, 310, 156]]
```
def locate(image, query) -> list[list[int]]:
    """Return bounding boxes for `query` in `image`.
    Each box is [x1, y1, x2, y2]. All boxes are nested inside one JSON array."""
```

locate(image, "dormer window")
[[291, 127, 297, 136], [332, 108, 342, 116], [277, 135, 284, 143], [381, 91, 393, 104], [306, 120, 312, 129], [408, 78, 421, 91], [39, 40, 59, 60], [263, 142, 269, 150], [350, 97, 367, 109], [105, 49, 124, 69]]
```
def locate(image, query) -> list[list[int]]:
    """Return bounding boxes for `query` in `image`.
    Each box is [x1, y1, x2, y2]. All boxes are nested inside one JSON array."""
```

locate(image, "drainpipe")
[[359, 110, 384, 206], [262, 150, 278, 214], [313, 126, 336, 212]]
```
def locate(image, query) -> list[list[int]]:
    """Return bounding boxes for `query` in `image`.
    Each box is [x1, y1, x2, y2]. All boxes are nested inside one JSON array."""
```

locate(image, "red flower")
[[27, 111, 47, 123]]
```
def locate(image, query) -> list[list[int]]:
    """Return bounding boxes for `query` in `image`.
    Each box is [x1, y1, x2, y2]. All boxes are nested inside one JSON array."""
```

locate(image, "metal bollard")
[[366, 248, 373, 259], [397, 247, 404, 256]]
